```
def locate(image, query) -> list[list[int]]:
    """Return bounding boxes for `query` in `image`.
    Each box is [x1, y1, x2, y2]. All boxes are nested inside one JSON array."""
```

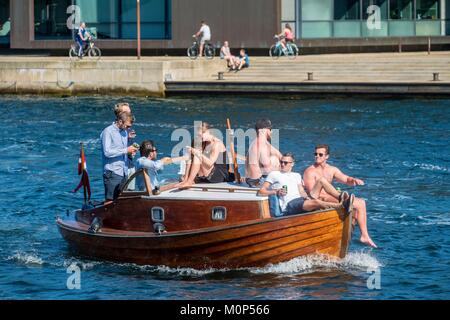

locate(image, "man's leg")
[[302, 199, 342, 212], [237, 59, 245, 70], [315, 188, 377, 247], [353, 197, 377, 247], [199, 42, 204, 57], [268, 195, 282, 217], [103, 171, 123, 204], [77, 40, 83, 57], [309, 177, 341, 200]]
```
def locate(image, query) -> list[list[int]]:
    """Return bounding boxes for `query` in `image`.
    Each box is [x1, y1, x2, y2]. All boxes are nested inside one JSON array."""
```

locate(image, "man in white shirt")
[[194, 21, 211, 57], [258, 153, 352, 216]]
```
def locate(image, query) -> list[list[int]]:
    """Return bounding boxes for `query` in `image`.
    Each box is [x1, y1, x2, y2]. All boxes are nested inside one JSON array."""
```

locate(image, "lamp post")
[[137, 0, 141, 60]]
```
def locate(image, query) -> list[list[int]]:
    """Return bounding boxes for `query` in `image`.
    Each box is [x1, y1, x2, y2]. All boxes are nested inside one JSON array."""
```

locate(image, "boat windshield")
[[122, 169, 149, 194]]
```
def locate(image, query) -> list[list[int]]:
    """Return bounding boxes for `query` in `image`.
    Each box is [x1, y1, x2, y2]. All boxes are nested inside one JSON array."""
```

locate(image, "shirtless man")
[[303, 144, 377, 248], [245, 118, 282, 188]]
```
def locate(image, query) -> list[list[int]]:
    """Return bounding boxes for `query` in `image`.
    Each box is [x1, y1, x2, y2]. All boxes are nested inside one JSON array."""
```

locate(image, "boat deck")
[[146, 182, 268, 201]]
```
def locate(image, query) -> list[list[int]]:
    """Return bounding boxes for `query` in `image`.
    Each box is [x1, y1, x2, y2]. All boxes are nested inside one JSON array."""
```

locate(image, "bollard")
[[217, 72, 224, 80], [433, 73, 439, 81], [164, 73, 173, 82], [428, 37, 431, 55], [398, 39, 402, 53], [307, 72, 313, 81]]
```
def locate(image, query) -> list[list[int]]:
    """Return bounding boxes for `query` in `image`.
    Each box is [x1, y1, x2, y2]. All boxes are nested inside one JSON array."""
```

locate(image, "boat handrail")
[[184, 185, 259, 193]]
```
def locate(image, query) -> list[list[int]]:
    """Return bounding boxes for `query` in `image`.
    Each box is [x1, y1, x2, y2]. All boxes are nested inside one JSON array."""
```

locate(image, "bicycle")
[[269, 35, 299, 60], [187, 36, 215, 60], [69, 37, 101, 61]]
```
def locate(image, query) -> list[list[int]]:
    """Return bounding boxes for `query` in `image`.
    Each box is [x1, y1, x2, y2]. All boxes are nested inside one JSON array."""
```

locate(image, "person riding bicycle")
[[193, 21, 211, 57], [75, 22, 92, 58], [275, 23, 295, 52]]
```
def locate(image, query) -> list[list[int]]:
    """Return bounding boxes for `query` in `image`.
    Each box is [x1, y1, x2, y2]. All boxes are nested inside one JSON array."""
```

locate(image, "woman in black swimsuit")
[[176, 122, 230, 189]]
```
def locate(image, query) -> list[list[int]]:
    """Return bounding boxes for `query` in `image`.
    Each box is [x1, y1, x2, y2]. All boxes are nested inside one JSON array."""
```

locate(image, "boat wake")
[[7, 252, 44, 266], [132, 250, 382, 276], [249, 251, 382, 275]]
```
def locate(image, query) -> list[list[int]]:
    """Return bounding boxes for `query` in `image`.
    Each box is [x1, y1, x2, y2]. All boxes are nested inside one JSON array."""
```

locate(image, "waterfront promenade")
[[1, 51, 450, 97]]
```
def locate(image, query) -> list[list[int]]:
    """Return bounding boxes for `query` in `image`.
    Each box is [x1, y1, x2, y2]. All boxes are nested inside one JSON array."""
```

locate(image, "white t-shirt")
[[265, 171, 303, 212], [200, 25, 211, 40]]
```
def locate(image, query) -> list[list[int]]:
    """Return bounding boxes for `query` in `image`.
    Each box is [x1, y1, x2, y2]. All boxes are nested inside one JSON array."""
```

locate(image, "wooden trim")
[[260, 199, 271, 219], [339, 209, 352, 258], [142, 169, 152, 194], [185, 185, 258, 192], [119, 169, 152, 197]]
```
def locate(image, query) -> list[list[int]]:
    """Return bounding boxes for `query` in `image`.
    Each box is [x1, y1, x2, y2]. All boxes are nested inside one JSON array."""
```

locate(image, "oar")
[[226, 118, 241, 184]]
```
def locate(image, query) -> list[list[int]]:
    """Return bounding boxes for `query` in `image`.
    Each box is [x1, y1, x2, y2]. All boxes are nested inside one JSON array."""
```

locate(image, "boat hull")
[[57, 208, 352, 269]]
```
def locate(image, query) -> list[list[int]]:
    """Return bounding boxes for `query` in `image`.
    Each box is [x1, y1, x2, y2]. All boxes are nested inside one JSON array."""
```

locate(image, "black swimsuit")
[[195, 150, 230, 183]]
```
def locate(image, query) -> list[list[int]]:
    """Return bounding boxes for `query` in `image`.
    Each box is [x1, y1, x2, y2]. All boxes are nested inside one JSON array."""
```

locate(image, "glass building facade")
[[281, 0, 449, 38], [34, 0, 171, 40], [0, 0, 10, 44]]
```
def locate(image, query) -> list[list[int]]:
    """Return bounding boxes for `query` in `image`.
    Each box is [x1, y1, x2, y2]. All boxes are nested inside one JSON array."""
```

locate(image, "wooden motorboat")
[[57, 169, 353, 269]]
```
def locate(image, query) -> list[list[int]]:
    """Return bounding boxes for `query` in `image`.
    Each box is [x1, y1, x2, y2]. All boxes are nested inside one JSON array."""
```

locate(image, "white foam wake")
[[7, 252, 44, 266], [250, 251, 381, 274], [138, 251, 382, 276]]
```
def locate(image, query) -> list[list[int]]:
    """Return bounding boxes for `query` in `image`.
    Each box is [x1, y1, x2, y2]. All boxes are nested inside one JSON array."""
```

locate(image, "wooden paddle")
[[226, 118, 241, 183]]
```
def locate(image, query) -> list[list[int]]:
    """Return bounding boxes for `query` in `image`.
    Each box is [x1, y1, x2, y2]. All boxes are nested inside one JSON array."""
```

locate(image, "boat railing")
[[183, 185, 259, 193]]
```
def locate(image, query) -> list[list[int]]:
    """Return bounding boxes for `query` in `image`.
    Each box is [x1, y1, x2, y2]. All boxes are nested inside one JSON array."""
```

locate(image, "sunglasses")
[[314, 152, 326, 157], [280, 160, 293, 165], [150, 148, 157, 152]]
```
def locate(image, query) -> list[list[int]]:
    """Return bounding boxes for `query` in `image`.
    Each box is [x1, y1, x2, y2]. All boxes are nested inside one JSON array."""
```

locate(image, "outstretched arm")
[[334, 167, 364, 186], [160, 155, 189, 165]]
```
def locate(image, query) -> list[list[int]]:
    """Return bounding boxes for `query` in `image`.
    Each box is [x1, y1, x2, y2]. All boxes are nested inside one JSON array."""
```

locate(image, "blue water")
[[0, 95, 449, 300]]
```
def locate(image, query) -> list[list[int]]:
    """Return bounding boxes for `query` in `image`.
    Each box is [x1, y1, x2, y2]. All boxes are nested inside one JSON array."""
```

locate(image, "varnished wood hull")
[[57, 208, 352, 269]]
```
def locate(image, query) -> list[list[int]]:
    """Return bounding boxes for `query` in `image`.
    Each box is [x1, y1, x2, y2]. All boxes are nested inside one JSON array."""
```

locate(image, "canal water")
[[0, 95, 448, 299]]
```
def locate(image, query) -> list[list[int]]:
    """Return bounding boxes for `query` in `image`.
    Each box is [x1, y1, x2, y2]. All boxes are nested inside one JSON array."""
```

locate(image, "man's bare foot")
[[360, 235, 378, 248], [339, 191, 349, 205], [176, 181, 194, 190]]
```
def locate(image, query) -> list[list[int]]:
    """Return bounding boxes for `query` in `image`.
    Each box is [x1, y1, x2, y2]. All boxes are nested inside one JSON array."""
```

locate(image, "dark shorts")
[[245, 175, 268, 188], [285, 197, 307, 216], [195, 165, 230, 184], [103, 170, 127, 201]]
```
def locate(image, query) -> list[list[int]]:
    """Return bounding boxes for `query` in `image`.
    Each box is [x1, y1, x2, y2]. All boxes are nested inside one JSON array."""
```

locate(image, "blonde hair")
[[114, 102, 130, 116]]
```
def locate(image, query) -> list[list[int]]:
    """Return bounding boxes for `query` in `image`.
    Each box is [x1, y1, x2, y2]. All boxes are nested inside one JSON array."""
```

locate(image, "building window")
[[0, 0, 10, 44], [288, 0, 447, 38], [333, 0, 362, 37], [334, 0, 361, 20], [34, 0, 172, 40], [301, 0, 333, 38], [416, 0, 440, 19], [390, 0, 413, 19]]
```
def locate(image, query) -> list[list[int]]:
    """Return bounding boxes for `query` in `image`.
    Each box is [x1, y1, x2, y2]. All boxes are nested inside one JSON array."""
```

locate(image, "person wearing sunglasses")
[[303, 144, 377, 248], [101, 112, 139, 203], [258, 153, 350, 217], [136, 140, 187, 194]]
